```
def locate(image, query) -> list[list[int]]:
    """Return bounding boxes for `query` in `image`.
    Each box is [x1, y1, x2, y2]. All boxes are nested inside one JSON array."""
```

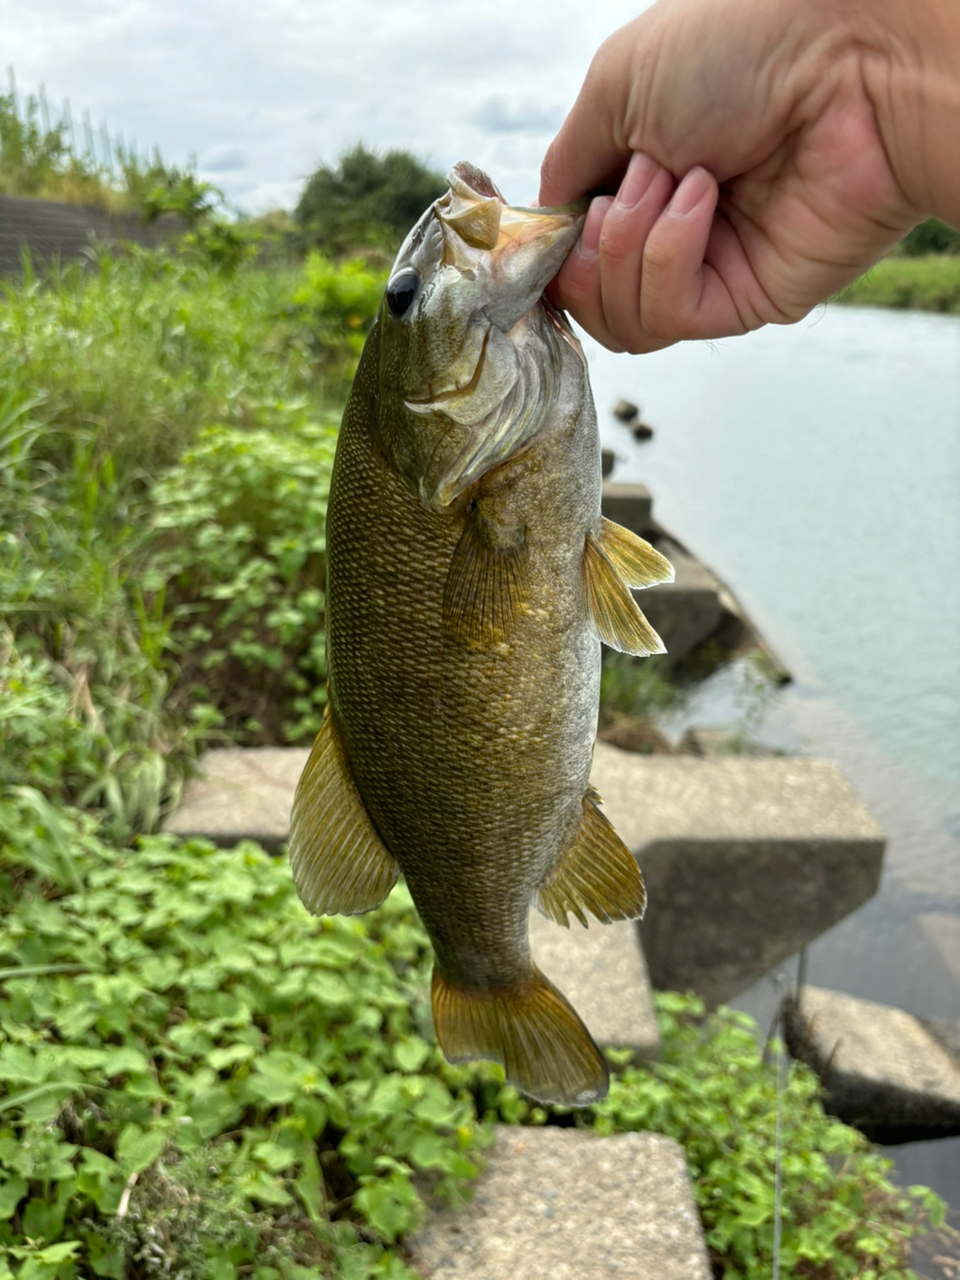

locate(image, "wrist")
[[857, 0, 960, 223]]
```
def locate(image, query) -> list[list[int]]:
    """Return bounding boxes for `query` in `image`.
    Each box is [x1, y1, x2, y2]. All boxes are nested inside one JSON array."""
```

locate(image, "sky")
[[6, 0, 652, 214]]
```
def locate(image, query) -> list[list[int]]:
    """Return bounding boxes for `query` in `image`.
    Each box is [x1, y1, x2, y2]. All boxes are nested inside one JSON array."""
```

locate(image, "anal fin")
[[535, 786, 646, 927], [289, 709, 399, 916], [431, 966, 608, 1107], [583, 531, 666, 655], [443, 504, 529, 647]]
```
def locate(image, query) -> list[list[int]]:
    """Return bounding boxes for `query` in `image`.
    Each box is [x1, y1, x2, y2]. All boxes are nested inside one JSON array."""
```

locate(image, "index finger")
[[538, 26, 639, 206]]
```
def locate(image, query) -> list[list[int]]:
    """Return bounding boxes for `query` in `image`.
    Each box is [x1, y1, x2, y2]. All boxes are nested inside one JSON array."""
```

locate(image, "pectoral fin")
[[289, 709, 399, 916], [431, 966, 608, 1107], [535, 786, 646, 927], [443, 504, 529, 646], [583, 531, 666, 655], [599, 518, 674, 588]]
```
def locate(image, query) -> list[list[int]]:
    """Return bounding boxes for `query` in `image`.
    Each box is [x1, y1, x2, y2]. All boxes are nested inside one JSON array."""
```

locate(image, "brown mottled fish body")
[[290, 163, 672, 1106]]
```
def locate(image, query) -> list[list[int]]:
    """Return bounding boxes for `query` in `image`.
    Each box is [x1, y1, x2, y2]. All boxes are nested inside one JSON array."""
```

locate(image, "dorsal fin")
[[289, 709, 399, 916], [582, 532, 666, 655], [535, 786, 646, 927]]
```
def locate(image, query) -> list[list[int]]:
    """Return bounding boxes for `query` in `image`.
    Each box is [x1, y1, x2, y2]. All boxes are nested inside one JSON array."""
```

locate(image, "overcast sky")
[[7, 0, 652, 214]]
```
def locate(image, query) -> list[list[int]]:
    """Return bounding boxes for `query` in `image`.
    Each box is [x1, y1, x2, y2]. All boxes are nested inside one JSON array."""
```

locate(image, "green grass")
[[834, 254, 960, 313]]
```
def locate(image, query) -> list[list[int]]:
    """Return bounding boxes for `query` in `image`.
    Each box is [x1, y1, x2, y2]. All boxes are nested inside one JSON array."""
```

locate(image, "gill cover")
[[377, 162, 586, 510]]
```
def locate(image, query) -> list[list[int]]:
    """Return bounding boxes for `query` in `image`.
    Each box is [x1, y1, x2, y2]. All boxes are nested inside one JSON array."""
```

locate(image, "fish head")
[[376, 161, 586, 511]]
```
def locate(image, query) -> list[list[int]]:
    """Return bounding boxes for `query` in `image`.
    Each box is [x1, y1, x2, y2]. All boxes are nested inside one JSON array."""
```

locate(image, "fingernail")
[[617, 152, 658, 209], [578, 195, 612, 257], [668, 167, 712, 216]]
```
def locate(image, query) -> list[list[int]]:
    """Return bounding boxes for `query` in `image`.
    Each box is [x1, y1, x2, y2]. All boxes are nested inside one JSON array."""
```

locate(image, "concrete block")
[[407, 1127, 711, 1280], [601, 482, 652, 534], [638, 541, 723, 665], [590, 744, 886, 1007], [784, 986, 960, 1141], [165, 747, 310, 852], [528, 911, 660, 1060]]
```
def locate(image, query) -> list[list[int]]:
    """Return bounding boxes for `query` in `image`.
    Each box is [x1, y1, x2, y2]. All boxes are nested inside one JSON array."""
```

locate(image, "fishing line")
[[763, 968, 792, 1280]]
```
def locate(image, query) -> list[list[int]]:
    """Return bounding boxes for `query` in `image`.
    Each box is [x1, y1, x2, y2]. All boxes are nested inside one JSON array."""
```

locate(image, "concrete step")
[[783, 985, 960, 1142], [407, 1127, 712, 1280], [590, 742, 886, 1007]]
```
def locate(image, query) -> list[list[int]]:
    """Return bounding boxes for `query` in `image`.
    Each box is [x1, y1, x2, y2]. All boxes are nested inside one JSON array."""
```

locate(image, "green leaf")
[[0, 1175, 27, 1220], [115, 1123, 166, 1174]]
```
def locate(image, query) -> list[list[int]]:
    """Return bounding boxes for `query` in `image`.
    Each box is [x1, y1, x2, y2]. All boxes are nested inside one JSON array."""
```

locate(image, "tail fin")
[[431, 966, 608, 1107]]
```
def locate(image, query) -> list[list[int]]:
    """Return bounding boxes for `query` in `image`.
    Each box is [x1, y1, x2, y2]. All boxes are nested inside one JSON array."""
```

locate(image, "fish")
[[289, 162, 673, 1107]]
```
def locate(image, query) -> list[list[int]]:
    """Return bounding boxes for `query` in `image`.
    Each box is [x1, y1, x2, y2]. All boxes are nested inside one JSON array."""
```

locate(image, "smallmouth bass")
[[290, 162, 673, 1106]]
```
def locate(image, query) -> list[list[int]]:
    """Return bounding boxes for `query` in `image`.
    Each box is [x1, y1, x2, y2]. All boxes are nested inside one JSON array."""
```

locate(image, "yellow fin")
[[536, 786, 646, 928], [431, 966, 608, 1107], [289, 710, 399, 916], [600, 517, 674, 588], [442, 506, 529, 646], [583, 531, 666, 655]]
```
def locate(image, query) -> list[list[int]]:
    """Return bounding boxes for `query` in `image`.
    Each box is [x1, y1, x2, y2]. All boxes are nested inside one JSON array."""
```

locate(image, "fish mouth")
[[436, 162, 586, 333]]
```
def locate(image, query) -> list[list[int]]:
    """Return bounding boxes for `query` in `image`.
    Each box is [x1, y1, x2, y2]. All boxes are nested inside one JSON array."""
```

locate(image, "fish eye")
[[386, 270, 420, 319]]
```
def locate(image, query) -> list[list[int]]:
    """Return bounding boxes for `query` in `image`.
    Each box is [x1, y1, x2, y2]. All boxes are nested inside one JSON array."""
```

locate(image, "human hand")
[[539, 0, 959, 352]]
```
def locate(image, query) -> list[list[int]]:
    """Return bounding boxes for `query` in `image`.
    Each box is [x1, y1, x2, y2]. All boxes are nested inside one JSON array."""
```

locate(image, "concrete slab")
[[638, 540, 723, 666], [784, 986, 960, 1141], [407, 1127, 711, 1280], [528, 911, 660, 1060], [165, 746, 309, 853], [918, 912, 960, 986], [601, 481, 652, 534], [590, 743, 886, 1006]]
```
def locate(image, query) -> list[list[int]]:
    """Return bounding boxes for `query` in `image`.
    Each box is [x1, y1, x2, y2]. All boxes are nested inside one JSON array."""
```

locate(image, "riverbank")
[[835, 254, 960, 313]]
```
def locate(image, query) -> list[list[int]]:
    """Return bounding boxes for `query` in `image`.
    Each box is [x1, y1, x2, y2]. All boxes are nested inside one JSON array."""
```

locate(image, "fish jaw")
[[435, 162, 587, 334]]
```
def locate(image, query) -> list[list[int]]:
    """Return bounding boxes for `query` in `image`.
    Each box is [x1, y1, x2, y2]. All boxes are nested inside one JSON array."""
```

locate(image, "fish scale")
[[290, 162, 674, 1105]]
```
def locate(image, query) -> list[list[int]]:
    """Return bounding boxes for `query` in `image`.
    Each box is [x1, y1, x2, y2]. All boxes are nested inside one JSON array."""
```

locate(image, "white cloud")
[[7, 0, 651, 213]]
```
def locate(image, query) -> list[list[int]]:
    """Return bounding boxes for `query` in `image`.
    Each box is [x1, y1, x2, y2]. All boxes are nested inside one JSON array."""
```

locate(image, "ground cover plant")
[[0, 795, 943, 1279]]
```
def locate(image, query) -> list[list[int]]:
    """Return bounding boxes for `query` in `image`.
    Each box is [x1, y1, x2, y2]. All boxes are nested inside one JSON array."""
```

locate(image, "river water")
[[582, 304, 960, 1207]]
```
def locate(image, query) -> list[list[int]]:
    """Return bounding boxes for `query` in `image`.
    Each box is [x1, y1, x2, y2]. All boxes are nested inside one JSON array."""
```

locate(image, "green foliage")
[[835, 255, 960, 313], [598, 652, 680, 727], [896, 217, 960, 257], [0, 247, 387, 817], [0, 90, 202, 217], [0, 796, 487, 1278], [468, 993, 943, 1279], [295, 145, 446, 257], [147, 416, 338, 744]]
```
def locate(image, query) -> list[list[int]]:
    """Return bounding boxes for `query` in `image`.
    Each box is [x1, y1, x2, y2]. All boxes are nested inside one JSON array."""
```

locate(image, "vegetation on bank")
[[0, 797, 944, 1279], [0, 152, 949, 1276], [834, 253, 960, 314]]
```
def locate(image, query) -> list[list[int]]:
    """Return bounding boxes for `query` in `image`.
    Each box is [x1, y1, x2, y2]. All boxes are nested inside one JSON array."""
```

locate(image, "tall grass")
[[0, 246, 386, 837]]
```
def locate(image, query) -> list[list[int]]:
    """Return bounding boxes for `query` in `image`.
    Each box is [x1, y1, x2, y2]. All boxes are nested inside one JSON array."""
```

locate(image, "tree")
[[294, 144, 447, 257]]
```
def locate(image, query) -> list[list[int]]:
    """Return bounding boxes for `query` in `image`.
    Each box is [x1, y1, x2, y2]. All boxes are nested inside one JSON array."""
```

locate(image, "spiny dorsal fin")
[[583, 532, 666, 655], [431, 965, 608, 1107], [600, 518, 674, 588], [289, 709, 399, 916], [535, 785, 646, 927], [443, 505, 529, 647]]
